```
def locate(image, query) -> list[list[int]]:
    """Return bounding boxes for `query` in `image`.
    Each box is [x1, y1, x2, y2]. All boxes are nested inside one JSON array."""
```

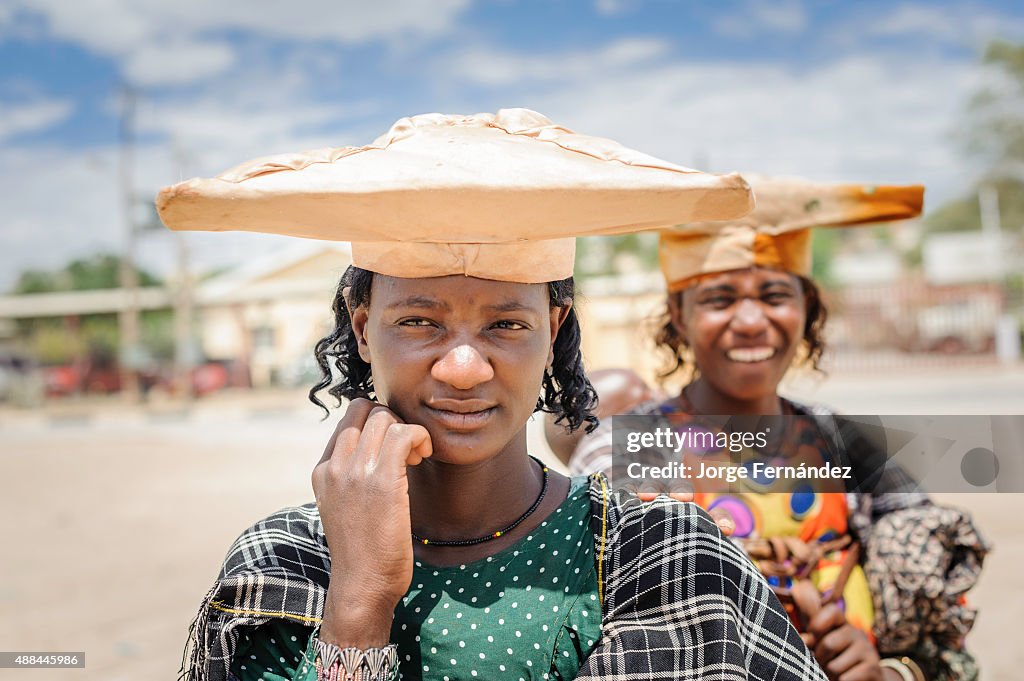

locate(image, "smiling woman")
[[660, 266, 825, 413], [157, 109, 829, 681], [568, 176, 993, 681]]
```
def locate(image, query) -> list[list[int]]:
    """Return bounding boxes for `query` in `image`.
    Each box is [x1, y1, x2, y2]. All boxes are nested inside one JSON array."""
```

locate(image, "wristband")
[[879, 657, 926, 681], [313, 636, 397, 681]]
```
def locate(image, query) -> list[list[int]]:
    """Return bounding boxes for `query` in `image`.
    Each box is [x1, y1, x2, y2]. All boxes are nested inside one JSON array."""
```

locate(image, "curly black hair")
[[651, 274, 828, 380], [309, 266, 599, 434]]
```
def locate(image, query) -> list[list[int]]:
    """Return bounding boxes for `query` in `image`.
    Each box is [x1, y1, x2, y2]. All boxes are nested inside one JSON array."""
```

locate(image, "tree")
[[12, 253, 161, 294], [574, 233, 660, 280], [926, 40, 1024, 236], [964, 39, 1024, 182], [12, 254, 170, 367]]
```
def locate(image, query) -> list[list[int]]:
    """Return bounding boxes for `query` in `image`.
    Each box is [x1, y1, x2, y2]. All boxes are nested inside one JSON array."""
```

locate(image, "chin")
[[421, 429, 505, 466], [715, 374, 779, 405]]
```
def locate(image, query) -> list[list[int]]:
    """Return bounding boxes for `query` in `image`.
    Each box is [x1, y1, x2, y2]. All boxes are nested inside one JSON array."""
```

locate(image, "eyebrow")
[[385, 296, 452, 312], [695, 279, 797, 296], [484, 300, 536, 314], [695, 284, 736, 295], [759, 279, 798, 291]]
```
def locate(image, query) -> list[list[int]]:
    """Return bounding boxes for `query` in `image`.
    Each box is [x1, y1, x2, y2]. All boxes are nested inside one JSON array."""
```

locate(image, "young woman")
[[568, 176, 988, 681], [159, 112, 826, 681]]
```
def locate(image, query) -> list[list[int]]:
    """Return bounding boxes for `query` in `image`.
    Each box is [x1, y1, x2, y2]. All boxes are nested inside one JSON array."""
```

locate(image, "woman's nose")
[[431, 343, 495, 389], [730, 298, 770, 334]]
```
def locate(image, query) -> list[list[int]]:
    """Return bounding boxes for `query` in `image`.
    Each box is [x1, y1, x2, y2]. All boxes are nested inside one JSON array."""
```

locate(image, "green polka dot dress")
[[391, 475, 600, 680], [228, 476, 601, 681], [230, 625, 314, 680]]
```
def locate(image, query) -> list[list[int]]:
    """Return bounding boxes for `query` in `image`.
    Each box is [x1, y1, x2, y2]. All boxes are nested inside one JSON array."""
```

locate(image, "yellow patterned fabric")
[[661, 393, 874, 638]]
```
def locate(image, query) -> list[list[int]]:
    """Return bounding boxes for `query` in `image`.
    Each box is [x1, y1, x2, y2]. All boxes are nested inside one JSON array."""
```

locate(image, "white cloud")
[[442, 37, 671, 87], [0, 98, 73, 142], [6, 0, 472, 47], [0, 21, 1002, 290], [713, 0, 807, 38], [122, 39, 237, 87], [0, 146, 125, 286], [434, 42, 986, 211], [0, 45, 387, 290], [0, 143, 329, 290], [594, 0, 630, 17], [130, 59, 381, 177], [865, 3, 1024, 46], [2, 0, 472, 86]]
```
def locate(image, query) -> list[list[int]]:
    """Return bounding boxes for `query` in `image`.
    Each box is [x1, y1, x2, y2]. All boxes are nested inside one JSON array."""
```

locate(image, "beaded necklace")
[[411, 456, 549, 547]]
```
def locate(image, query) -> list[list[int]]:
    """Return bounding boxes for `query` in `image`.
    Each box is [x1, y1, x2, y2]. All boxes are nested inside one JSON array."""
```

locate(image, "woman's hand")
[[804, 604, 885, 681], [635, 491, 736, 537], [312, 398, 433, 647]]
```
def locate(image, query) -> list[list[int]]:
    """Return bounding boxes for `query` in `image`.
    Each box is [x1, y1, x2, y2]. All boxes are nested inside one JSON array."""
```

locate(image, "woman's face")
[[670, 267, 806, 403], [350, 274, 568, 463]]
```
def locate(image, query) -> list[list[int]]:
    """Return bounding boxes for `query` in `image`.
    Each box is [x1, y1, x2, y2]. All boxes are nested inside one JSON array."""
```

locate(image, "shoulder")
[[568, 399, 669, 476], [220, 503, 330, 580], [187, 505, 328, 681], [587, 473, 722, 539], [587, 475, 752, 587]]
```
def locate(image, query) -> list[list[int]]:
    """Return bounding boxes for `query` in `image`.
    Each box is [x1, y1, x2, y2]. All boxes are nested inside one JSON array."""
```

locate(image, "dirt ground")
[[1, 367, 1022, 681]]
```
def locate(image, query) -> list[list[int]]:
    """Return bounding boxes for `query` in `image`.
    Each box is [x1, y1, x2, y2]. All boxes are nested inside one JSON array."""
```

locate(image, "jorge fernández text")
[[625, 461, 853, 483]]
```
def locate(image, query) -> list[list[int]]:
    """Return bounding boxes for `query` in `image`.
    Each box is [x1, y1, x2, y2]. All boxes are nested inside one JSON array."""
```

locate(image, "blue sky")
[[2, 0, 1023, 289]]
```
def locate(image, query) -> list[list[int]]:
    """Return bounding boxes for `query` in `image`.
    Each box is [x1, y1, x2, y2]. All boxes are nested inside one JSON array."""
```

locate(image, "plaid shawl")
[[182, 475, 826, 681], [569, 400, 986, 680]]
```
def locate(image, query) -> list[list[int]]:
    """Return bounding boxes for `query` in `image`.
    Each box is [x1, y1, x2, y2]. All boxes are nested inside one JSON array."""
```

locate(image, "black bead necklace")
[[411, 456, 549, 547]]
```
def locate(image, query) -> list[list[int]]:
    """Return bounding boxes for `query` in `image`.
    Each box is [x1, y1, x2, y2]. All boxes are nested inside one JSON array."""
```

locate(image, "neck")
[[406, 430, 541, 542], [684, 378, 783, 416]]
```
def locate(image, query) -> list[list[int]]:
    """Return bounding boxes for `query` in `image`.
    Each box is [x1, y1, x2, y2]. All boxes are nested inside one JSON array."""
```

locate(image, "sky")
[[2, 0, 1023, 291]]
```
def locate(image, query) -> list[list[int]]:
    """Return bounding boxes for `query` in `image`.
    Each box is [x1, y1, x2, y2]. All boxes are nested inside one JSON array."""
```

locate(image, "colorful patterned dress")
[[583, 392, 876, 637]]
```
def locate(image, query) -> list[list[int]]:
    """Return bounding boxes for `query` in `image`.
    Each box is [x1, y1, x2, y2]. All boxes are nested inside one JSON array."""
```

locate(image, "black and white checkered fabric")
[[181, 503, 329, 681], [181, 476, 826, 681], [577, 482, 826, 680]]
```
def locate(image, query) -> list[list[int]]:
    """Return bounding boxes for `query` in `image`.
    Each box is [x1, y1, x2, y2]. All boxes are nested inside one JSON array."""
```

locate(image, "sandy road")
[[1, 367, 1022, 680]]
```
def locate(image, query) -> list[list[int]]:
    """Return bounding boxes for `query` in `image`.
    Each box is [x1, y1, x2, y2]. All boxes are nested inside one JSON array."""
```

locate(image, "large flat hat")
[[659, 175, 924, 291], [157, 108, 753, 283]]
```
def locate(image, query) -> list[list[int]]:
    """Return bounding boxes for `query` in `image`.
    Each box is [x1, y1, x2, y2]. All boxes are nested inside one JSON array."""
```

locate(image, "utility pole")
[[117, 85, 142, 402], [981, 184, 1022, 364], [172, 142, 196, 402]]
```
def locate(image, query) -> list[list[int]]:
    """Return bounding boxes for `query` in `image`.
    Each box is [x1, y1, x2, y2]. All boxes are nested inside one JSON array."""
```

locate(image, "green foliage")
[[28, 324, 84, 365], [810, 229, 838, 286], [574, 233, 660, 279], [141, 310, 175, 361], [922, 39, 1024, 244], [11, 253, 161, 294], [923, 177, 1024, 234], [962, 39, 1024, 181], [11, 253, 169, 367]]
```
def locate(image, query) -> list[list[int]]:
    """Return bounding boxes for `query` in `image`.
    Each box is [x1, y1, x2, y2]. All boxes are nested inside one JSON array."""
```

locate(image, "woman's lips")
[[424, 404, 497, 431], [725, 346, 778, 363]]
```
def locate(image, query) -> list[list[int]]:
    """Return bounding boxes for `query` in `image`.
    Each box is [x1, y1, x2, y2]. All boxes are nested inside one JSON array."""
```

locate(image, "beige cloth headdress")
[[659, 176, 925, 291], [157, 108, 753, 283]]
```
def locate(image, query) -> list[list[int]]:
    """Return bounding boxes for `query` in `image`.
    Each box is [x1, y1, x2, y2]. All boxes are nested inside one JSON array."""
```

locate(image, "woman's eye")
[[701, 297, 734, 309], [492, 320, 527, 330], [763, 292, 794, 304], [398, 318, 434, 327]]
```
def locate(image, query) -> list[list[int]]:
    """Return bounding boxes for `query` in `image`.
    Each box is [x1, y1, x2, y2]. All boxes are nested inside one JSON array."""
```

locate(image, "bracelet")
[[314, 636, 397, 681], [879, 657, 926, 681]]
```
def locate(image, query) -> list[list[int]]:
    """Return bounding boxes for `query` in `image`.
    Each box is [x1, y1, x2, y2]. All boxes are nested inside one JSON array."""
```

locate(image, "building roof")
[[0, 242, 353, 319]]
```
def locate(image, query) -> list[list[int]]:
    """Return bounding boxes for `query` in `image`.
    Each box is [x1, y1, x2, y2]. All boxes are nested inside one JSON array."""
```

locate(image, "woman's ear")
[[547, 302, 572, 366], [346, 290, 372, 365], [666, 291, 688, 341]]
